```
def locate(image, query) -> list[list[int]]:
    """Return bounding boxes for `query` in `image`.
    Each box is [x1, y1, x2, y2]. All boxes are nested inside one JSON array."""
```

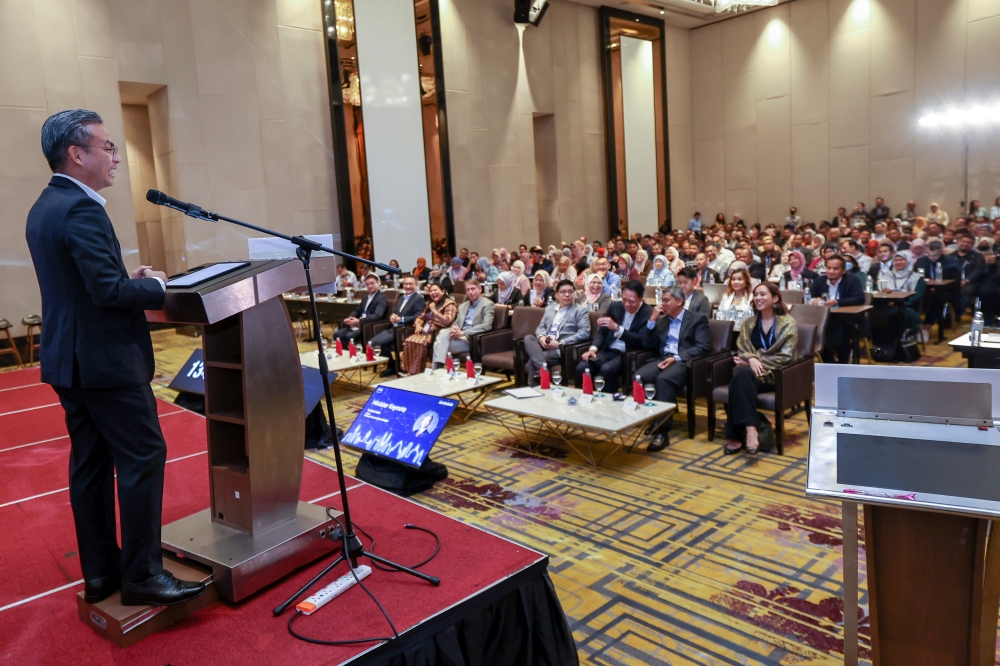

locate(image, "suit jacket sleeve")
[[61, 199, 164, 310], [591, 302, 618, 350], [464, 300, 495, 336], [643, 316, 665, 352], [837, 275, 866, 306], [618, 303, 651, 348], [560, 307, 591, 346], [809, 278, 826, 299], [692, 293, 712, 317], [535, 308, 553, 337], [370, 292, 388, 320], [683, 314, 712, 362]]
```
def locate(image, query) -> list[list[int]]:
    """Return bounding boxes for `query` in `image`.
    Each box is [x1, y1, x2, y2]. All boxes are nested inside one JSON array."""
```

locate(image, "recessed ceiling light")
[[660, 9, 665, 13]]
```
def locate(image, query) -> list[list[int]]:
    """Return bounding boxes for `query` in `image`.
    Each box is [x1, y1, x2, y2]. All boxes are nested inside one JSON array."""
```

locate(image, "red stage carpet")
[[0, 369, 564, 665]]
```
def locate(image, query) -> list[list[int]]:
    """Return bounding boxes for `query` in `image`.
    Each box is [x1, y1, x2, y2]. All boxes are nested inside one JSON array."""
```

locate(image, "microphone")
[[145, 189, 215, 221]]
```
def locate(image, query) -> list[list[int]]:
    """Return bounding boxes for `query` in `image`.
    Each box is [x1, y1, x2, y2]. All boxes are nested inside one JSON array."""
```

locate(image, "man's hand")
[[581, 349, 597, 362], [448, 326, 463, 340], [597, 316, 617, 331], [344, 316, 359, 327], [657, 356, 675, 370], [390, 313, 401, 324], [649, 305, 664, 321], [142, 268, 167, 283], [825, 298, 838, 307], [541, 335, 559, 350], [132, 265, 152, 279]]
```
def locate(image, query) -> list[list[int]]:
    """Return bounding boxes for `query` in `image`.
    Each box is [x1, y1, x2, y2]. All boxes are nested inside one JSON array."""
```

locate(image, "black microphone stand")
[[145, 191, 441, 618]]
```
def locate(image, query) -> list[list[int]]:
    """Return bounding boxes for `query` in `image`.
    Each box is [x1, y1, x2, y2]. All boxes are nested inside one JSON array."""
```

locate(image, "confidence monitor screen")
[[342, 386, 457, 468]]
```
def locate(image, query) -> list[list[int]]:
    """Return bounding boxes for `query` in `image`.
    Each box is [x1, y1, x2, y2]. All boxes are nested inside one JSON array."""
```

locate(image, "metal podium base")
[[161, 501, 341, 601]]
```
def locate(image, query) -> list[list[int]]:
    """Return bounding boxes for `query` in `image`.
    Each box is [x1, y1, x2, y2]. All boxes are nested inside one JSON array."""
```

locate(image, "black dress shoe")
[[120, 571, 207, 607], [647, 433, 669, 452], [379, 365, 397, 378], [84, 573, 121, 604]]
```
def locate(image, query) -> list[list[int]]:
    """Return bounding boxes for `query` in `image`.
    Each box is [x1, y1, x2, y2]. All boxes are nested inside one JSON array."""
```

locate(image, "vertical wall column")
[[620, 36, 659, 237], [353, 0, 434, 269]]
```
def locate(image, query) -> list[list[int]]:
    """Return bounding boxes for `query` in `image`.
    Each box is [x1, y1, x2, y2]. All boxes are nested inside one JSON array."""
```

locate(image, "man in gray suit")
[[432, 279, 495, 368], [523, 279, 591, 386]]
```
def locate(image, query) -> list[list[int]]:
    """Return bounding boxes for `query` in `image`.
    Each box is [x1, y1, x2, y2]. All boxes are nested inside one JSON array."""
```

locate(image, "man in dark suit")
[[333, 273, 388, 344], [915, 240, 961, 332], [636, 286, 712, 451], [25, 110, 205, 606], [372, 275, 425, 377], [736, 247, 768, 282], [527, 246, 553, 276], [810, 254, 866, 363], [867, 241, 895, 283], [576, 280, 651, 393], [675, 268, 712, 317], [693, 253, 721, 286]]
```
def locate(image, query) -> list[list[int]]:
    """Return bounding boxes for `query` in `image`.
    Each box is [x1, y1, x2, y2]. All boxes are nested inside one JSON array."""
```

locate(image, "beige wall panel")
[[829, 28, 869, 148], [178, 163, 217, 266], [578, 7, 604, 135], [291, 210, 339, 242], [870, 0, 916, 96], [724, 126, 757, 192], [521, 182, 540, 245], [273, 0, 321, 31], [157, 0, 205, 168], [756, 96, 792, 226], [582, 132, 608, 239], [517, 113, 536, 185], [72, 0, 115, 59], [189, 0, 256, 96], [726, 188, 758, 223], [490, 166, 522, 247], [558, 3, 581, 103], [200, 94, 265, 192], [830, 145, 870, 209], [722, 14, 756, 77], [0, 2, 46, 109], [968, 0, 1000, 23], [724, 70, 756, 133], [522, 12, 554, 114], [790, 0, 829, 127], [665, 25, 692, 129], [791, 121, 830, 222], [915, 0, 967, 109], [967, 16, 1000, 100], [914, 132, 963, 213], [830, 0, 871, 34], [690, 22, 722, 79], [259, 118, 296, 233], [108, 0, 166, 85], [870, 90, 915, 163], [967, 125, 1000, 205], [248, 0, 287, 121], [439, 0, 469, 93], [870, 156, 914, 210], [694, 137, 726, 214], [692, 73, 724, 142], [754, 4, 791, 102], [460, 0, 487, 130], [34, 0, 87, 111], [670, 123, 695, 229]]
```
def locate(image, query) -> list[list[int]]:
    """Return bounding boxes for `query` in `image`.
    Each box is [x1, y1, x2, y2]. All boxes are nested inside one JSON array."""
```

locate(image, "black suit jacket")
[[350, 290, 388, 321], [914, 255, 961, 281], [695, 267, 721, 285], [809, 272, 866, 306], [393, 291, 426, 326], [591, 302, 652, 354], [25, 177, 165, 388], [747, 261, 768, 282], [642, 310, 712, 366]]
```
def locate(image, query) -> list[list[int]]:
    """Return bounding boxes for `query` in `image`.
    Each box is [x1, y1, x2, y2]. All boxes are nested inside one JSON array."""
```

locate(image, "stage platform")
[[0, 367, 576, 665]]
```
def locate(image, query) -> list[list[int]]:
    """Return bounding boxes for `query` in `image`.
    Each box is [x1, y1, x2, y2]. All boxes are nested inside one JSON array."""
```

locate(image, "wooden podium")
[[808, 365, 1000, 665], [146, 258, 342, 602]]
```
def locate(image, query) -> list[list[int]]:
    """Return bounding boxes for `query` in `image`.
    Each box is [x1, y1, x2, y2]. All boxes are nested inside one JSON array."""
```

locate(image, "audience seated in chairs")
[[809, 254, 865, 363], [527, 270, 553, 307], [718, 268, 754, 317], [635, 285, 712, 452], [878, 250, 925, 338], [577, 273, 612, 313], [576, 280, 651, 394], [724, 283, 798, 455], [372, 275, 425, 377], [675, 268, 712, 317], [333, 274, 387, 345], [523, 280, 591, 386], [401, 283, 456, 375], [493, 271, 528, 307], [432, 279, 495, 369], [412, 257, 431, 282]]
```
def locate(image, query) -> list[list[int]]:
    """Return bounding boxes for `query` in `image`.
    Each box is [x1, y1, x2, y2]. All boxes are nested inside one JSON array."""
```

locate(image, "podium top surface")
[[146, 257, 337, 325]]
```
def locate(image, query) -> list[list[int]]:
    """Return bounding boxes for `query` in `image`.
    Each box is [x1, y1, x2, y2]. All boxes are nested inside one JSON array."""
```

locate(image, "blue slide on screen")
[[342, 386, 457, 468]]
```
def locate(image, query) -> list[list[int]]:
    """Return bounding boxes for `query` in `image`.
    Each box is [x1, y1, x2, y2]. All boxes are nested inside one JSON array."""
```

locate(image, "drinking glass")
[[551, 370, 562, 387], [373, 345, 381, 358], [643, 383, 656, 407], [474, 363, 483, 381], [594, 375, 606, 397]]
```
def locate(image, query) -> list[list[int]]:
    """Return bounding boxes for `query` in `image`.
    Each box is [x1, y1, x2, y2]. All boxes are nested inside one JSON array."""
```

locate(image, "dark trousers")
[[635, 359, 689, 433], [823, 318, 853, 364], [522, 335, 562, 386], [727, 365, 774, 428], [54, 383, 167, 584], [369, 327, 397, 368], [333, 325, 362, 344], [575, 351, 623, 393]]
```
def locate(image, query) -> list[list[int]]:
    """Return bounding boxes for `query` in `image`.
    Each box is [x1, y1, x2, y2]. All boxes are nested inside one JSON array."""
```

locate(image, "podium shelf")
[[205, 360, 242, 371], [207, 410, 245, 426], [211, 460, 249, 477]]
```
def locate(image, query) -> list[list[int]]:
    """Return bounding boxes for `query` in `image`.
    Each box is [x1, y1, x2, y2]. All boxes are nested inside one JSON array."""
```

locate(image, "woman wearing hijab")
[[779, 250, 816, 288], [647, 255, 675, 286], [492, 272, 526, 307], [475, 256, 499, 283], [411, 257, 431, 282], [509, 260, 531, 294], [663, 246, 685, 274], [528, 270, 553, 307], [633, 249, 650, 276], [879, 250, 925, 337], [447, 256, 468, 284], [615, 254, 638, 282], [401, 283, 457, 375], [551, 254, 576, 283], [577, 273, 611, 313], [909, 237, 927, 263]]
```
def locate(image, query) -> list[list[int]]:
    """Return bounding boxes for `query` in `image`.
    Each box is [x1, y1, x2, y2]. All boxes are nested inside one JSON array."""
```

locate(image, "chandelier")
[[333, 0, 355, 41], [714, 0, 777, 12]]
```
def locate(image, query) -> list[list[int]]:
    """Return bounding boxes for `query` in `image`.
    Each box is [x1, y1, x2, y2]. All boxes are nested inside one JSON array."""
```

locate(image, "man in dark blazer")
[[333, 273, 388, 344], [25, 110, 205, 606], [576, 280, 651, 393], [810, 254, 866, 363], [372, 275, 425, 377], [693, 253, 721, 286], [676, 268, 712, 317], [636, 286, 712, 451]]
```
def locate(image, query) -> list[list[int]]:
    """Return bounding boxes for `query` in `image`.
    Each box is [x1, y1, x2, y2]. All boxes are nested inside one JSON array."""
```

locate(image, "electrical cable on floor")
[[286, 509, 442, 647]]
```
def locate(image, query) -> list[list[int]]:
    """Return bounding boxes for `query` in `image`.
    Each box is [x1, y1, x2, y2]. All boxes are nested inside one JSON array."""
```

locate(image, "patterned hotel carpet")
[[139, 326, 980, 664]]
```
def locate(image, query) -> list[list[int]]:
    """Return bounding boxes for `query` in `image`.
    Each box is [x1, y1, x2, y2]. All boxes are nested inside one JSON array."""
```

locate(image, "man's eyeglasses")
[[76, 143, 119, 158]]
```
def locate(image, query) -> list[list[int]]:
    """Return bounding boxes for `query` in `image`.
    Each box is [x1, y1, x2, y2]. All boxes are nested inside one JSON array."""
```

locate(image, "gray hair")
[[41, 109, 104, 170], [661, 286, 686, 303]]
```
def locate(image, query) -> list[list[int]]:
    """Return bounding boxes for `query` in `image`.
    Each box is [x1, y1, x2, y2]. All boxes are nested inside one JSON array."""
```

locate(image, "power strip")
[[296, 565, 372, 615]]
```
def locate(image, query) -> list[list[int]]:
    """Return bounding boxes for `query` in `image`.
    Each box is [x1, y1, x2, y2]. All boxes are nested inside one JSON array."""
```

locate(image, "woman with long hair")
[[723, 282, 798, 455], [718, 268, 754, 316], [402, 283, 457, 375]]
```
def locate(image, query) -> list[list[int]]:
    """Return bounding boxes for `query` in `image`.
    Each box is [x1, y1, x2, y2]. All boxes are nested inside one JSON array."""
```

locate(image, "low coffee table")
[[299, 350, 388, 390], [379, 370, 503, 421], [485, 387, 675, 467]]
